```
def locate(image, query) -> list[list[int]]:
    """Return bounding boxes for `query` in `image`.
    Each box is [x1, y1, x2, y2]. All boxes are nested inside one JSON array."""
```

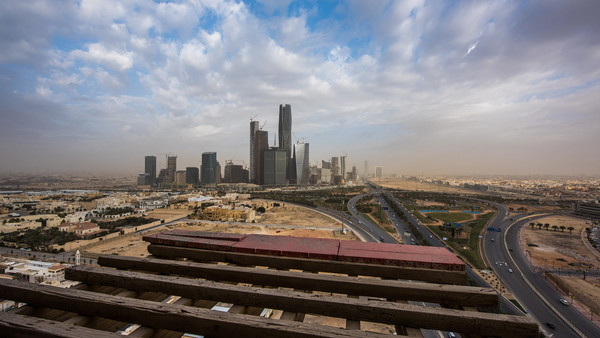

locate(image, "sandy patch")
[[521, 215, 600, 270], [83, 203, 352, 256], [258, 204, 340, 228]]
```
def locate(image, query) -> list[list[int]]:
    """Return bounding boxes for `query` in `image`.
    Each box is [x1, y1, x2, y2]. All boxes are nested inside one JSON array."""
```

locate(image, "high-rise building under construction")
[[294, 142, 309, 185], [278, 104, 293, 183], [340, 155, 347, 180], [249, 120, 259, 184], [166, 156, 177, 183]]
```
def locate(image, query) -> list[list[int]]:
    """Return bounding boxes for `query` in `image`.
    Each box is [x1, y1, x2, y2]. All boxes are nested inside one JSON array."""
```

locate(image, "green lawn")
[[426, 211, 496, 270], [426, 212, 473, 223]]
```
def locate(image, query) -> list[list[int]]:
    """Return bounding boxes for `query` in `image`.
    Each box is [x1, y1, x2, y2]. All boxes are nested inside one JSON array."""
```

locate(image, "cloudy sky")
[[1, 0, 599, 176]]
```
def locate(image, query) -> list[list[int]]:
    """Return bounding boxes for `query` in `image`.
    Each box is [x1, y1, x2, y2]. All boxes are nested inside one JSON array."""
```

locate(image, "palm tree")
[[530, 222, 535, 230], [559, 226, 566, 232], [544, 223, 550, 231], [552, 225, 559, 232], [537, 223, 543, 230], [567, 226, 574, 234]]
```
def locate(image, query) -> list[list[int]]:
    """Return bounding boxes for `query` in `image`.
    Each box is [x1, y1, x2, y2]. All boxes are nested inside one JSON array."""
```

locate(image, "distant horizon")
[[1, 1, 599, 176]]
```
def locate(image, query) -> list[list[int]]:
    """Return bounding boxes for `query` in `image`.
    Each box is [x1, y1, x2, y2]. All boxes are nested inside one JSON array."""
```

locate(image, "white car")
[[560, 298, 569, 306]]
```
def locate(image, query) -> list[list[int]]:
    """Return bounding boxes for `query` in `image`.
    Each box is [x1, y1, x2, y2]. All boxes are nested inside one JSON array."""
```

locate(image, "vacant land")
[[84, 204, 354, 257], [521, 215, 599, 270], [259, 204, 340, 228]]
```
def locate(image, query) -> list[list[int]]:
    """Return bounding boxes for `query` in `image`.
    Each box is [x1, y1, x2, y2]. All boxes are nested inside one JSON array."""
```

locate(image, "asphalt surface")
[[347, 193, 396, 243], [486, 214, 600, 338]]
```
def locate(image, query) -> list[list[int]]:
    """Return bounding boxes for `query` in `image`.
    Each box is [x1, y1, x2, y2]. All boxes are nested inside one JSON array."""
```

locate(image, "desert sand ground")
[[258, 203, 340, 228], [84, 205, 355, 257], [521, 215, 600, 270]]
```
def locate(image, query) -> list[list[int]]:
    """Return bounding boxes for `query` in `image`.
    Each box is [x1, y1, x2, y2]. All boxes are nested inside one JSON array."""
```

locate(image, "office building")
[[185, 167, 199, 185], [253, 130, 268, 185], [322, 160, 331, 169], [375, 166, 383, 179], [166, 156, 177, 183], [201, 152, 218, 185], [294, 142, 310, 185], [331, 157, 339, 178], [175, 170, 186, 186], [320, 168, 331, 184], [278, 104, 293, 183], [249, 120, 259, 184], [364, 160, 369, 178], [145, 156, 156, 186], [264, 148, 286, 185], [340, 155, 347, 180], [224, 162, 249, 183], [137, 173, 151, 186]]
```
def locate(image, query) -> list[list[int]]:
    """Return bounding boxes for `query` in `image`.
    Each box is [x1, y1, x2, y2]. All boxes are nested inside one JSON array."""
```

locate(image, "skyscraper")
[[340, 155, 347, 180], [331, 157, 339, 177], [249, 120, 259, 184], [264, 148, 287, 185], [166, 156, 177, 183], [278, 104, 293, 183], [224, 161, 249, 183], [201, 152, 218, 185], [375, 166, 383, 179], [254, 130, 268, 185], [144, 156, 156, 186], [364, 160, 369, 178], [294, 142, 309, 185], [185, 167, 199, 185]]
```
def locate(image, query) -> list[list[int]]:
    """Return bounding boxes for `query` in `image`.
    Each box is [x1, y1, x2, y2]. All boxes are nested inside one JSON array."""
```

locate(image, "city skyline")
[[1, 1, 599, 176]]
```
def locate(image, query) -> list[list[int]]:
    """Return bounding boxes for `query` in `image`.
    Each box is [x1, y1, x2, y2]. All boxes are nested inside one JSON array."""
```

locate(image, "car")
[[545, 322, 556, 329], [508, 269, 513, 273], [429, 235, 433, 238], [491, 238, 495, 242], [448, 332, 456, 338], [560, 298, 569, 306]]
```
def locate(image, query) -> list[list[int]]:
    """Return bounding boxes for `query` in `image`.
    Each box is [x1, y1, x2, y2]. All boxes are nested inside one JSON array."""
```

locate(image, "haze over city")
[[1, 0, 599, 176]]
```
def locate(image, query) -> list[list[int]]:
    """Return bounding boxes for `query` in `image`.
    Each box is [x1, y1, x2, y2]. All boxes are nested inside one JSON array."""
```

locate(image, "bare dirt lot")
[[521, 215, 600, 270], [259, 204, 340, 228], [84, 205, 355, 257]]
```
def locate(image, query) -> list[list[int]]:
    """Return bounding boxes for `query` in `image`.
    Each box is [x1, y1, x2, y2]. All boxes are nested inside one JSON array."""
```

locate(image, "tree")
[[552, 225, 559, 232], [559, 226, 566, 232], [567, 226, 574, 234], [537, 223, 543, 230], [544, 223, 550, 231], [529, 222, 535, 230]]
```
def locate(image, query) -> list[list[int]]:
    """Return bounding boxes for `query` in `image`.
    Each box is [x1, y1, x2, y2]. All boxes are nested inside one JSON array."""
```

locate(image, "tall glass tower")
[[144, 156, 156, 186], [278, 104, 293, 183], [294, 143, 309, 185], [201, 152, 217, 184]]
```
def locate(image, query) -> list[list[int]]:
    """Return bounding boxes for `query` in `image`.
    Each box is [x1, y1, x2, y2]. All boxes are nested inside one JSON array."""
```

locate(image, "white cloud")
[[1, 0, 600, 175], [71, 43, 133, 72]]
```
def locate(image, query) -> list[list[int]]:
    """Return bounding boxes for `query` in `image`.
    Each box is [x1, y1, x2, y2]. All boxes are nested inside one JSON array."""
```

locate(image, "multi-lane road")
[[364, 184, 600, 336], [484, 211, 600, 337]]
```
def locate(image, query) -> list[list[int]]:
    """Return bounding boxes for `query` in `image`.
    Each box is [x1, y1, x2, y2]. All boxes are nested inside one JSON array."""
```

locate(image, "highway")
[[347, 193, 397, 243], [485, 213, 600, 337]]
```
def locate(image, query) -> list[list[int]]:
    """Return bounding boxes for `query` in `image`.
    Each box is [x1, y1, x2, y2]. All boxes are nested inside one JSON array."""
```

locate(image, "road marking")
[[503, 217, 585, 337]]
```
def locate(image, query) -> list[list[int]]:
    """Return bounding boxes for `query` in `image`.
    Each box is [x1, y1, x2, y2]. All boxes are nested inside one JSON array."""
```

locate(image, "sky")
[[1, 0, 599, 176]]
